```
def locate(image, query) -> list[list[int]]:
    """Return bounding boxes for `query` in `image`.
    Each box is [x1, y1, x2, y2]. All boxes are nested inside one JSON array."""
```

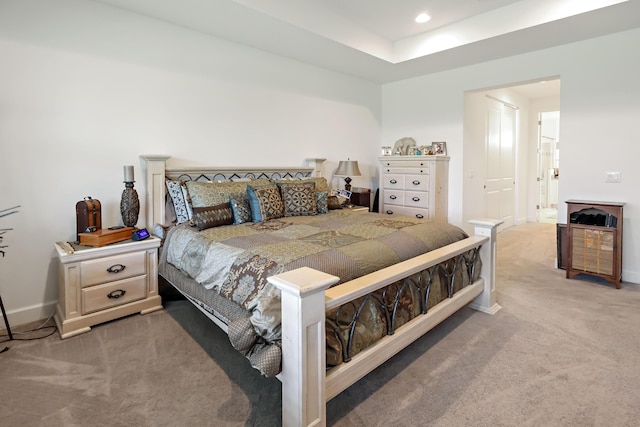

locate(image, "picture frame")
[[433, 141, 447, 156]]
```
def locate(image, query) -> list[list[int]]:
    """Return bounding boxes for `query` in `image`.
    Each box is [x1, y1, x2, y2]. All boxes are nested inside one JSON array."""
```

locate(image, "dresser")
[[54, 238, 162, 338], [378, 156, 449, 222]]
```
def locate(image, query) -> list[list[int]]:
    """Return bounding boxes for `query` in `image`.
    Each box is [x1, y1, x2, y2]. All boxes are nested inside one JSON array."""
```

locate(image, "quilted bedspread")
[[164, 210, 469, 376]]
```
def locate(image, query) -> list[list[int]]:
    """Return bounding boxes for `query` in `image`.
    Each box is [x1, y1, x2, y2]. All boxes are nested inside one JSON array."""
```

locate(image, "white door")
[[485, 98, 516, 229]]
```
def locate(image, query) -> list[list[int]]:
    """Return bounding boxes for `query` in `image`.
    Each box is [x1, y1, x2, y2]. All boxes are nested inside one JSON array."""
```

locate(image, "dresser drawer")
[[381, 159, 432, 169], [383, 174, 404, 189], [82, 275, 147, 315], [80, 251, 146, 287], [405, 191, 429, 208], [405, 174, 430, 191], [384, 190, 404, 205], [382, 205, 429, 220]]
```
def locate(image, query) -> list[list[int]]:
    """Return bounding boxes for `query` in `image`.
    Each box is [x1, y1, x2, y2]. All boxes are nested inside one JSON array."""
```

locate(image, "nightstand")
[[344, 205, 369, 212], [350, 191, 371, 211], [54, 237, 162, 339]]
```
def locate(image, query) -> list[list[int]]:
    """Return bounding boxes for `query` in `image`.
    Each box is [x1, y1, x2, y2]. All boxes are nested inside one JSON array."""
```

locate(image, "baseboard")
[[0, 300, 57, 331], [622, 269, 640, 285]]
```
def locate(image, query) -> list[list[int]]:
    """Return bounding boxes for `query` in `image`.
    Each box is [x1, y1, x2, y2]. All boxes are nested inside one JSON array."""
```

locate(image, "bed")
[[141, 154, 502, 427]]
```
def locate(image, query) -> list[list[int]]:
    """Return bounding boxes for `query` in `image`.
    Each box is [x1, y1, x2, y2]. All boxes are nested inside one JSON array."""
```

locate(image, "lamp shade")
[[335, 160, 361, 177]]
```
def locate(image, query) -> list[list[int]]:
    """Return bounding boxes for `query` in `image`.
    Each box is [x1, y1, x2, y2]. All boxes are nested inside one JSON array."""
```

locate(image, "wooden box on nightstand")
[[350, 191, 371, 210], [54, 237, 163, 339]]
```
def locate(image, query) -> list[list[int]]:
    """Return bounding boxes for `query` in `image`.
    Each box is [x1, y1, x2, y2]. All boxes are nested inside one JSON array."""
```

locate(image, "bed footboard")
[[268, 219, 502, 427]]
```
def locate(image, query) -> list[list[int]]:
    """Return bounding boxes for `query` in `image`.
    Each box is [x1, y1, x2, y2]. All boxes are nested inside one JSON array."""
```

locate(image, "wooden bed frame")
[[141, 154, 502, 427]]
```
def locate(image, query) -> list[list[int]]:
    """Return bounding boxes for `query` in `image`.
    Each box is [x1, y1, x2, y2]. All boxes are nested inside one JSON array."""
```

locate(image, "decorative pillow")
[[186, 179, 271, 208], [229, 195, 252, 224], [278, 183, 317, 217], [191, 202, 234, 231], [316, 191, 328, 214], [246, 184, 284, 222], [271, 177, 330, 193], [166, 180, 193, 224], [328, 195, 342, 210]]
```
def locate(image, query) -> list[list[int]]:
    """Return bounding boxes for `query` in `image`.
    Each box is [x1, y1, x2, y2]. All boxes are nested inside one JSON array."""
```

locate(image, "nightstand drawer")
[[82, 276, 147, 315], [80, 251, 146, 287]]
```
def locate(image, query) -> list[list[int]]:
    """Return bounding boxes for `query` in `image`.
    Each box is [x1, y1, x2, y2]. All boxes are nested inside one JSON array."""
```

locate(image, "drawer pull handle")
[[106, 264, 126, 273], [389, 179, 397, 184], [107, 289, 126, 299], [412, 180, 421, 185], [386, 210, 393, 215], [390, 195, 397, 200], [416, 214, 424, 219], [412, 197, 420, 202]]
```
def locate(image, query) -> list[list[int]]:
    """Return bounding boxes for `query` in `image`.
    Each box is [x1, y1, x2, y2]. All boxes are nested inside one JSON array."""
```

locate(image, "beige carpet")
[[2, 222, 640, 426]]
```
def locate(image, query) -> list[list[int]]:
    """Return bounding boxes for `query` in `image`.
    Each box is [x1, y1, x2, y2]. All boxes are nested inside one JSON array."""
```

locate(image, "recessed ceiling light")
[[415, 13, 431, 24]]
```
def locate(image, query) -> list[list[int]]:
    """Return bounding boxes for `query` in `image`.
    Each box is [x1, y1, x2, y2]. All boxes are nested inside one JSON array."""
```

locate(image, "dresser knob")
[[390, 179, 397, 184], [416, 214, 424, 219], [386, 210, 393, 215], [106, 264, 126, 273], [412, 180, 420, 185], [412, 197, 420, 202], [390, 195, 397, 200], [107, 289, 126, 299]]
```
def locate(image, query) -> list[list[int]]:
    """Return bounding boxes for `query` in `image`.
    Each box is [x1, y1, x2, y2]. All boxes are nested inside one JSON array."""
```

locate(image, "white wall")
[[383, 28, 640, 284], [0, 0, 381, 326]]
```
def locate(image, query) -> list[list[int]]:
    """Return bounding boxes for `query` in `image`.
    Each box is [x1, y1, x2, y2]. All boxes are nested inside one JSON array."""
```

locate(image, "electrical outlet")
[[606, 171, 621, 183]]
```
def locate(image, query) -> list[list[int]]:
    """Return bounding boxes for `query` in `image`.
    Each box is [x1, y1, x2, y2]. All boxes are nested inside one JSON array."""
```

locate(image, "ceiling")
[[94, 0, 640, 84]]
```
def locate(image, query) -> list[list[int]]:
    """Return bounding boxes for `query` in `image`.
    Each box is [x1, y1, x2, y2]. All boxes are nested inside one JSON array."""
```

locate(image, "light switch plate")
[[606, 171, 621, 183]]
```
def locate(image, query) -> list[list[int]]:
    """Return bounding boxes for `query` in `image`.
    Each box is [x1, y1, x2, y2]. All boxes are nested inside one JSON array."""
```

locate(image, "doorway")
[[537, 111, 560, 224], [462, 78, 560, 234]]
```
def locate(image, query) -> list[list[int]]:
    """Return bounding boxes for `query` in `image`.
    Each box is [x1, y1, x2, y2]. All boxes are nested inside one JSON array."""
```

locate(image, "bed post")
[[305, 158, 327, 177], [468, 219, 503, 315], [140, 155, 170, 229], [268, 267, 339, 427]]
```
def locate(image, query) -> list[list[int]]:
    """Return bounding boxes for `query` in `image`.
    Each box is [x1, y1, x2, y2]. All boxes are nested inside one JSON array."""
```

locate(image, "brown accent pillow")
[[279, 182, 317, 217], [191, 202, 234, 230], [327, 195, 342, 210], [247, 184, 284, 222]]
